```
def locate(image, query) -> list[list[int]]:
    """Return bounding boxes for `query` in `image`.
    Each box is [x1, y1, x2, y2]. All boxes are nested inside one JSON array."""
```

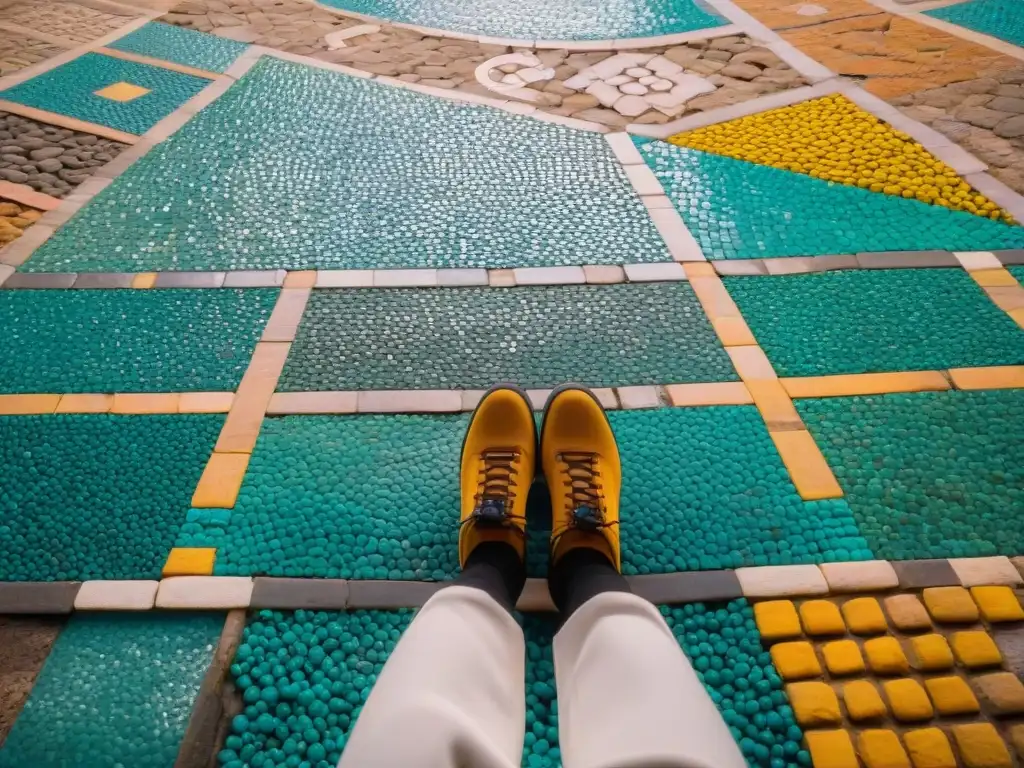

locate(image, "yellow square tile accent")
[[864, 636, 910, 675], [904, 728, 956, 768], [843, 680, 887, 721], [858, 730, 911, 768], [1008, 724, 1024, 760], [923, 586, 980, 623], [799, 600, 846, 636], [768, 429, 843, 500], [971, 268, 1019, 287], [770, 641, 821, 680], [970, 586, 1024, 623], [804, 730, 859, 768], [973, 672, 1024, 715], [924, 675, 980, 715], [162, 547, 216, 576], [951, 723, 1012, 768], [191, 452, 251, 508], [842, 597, 887, 635], [94, 81, 151, 102], [754, 600, 802, 641], [885, 594, 932, 632], [908, 634, 954, 672], [787, 681, 841, 726], [131, 272, 157, 288], [951, 631, 1003, 668], [883, 679, 934, 722], [822, 639, 865, 676]]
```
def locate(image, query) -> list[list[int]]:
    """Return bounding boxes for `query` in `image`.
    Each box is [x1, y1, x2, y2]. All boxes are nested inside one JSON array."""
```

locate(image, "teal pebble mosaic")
[[210, 409, 870, 580], [0, 612, 222, 768], [797, 390, 1024, 561], [0, 414, 222, 581], [724, 269, 1024, 377], [313, 0, 725, 40], [926, 0, 1024, 48], [222, 602, 804, 768], [0, 288, 277, 394], [109, 21, 248, 73], [278, 284, 737, 391], [1010, 265, 1024, 283], [24, 57, 670, 273], [635, 139, 1024, 259], [0, 53, 209, 135]]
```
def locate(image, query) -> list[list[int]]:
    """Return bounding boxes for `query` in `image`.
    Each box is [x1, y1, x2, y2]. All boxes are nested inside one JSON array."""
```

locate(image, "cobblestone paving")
[[0, 32, 66, 78], [0, 0, 138, 45]]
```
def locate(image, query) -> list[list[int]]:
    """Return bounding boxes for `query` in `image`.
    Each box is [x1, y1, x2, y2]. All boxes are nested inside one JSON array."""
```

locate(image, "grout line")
[[96, 46, 220, 80]]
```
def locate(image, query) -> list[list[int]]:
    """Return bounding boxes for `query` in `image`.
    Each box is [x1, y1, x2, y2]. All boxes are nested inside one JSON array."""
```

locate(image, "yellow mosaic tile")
[[842, 597, 888, 635], [94, 81, 151, 102], [883, 678, 934, 722], [771, 640, 822, 680], [822, 639, 865, 676], [923, 586, 980, 623], [800, 600, 846, 636], [951, 723, 1012, 768], [805, 729, 859, 768], [665, 94, 1010, 222], [908, 634, 955, 672], [842, 680, 888, 722], [787, 681, 842, 727], [924, 676, 980, 716], [162, 547, 216, 576], [858, 729, 911, 768], [884, 594, 932, 632], [904, 727, 956, 768], [951, 631, 1003, 669], [973, 672, 1024, 715], [970, 586, 1024, 623], [864, 636, 910, 675], [1008, 724, 1024, 760], [755, 600, 802, 641]]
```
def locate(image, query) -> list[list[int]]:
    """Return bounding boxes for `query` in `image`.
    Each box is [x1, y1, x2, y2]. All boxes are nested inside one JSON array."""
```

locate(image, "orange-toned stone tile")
[[110, 393, 180, 414], [192, 452, 251, 508], [1011, 308, 1024, 328], [131, 272, 157, 289], [282, 270, 317, 288], [688, 275, 742, 319], [0, 394, 60, 414], [986, 287, 1024, 312], [727, 345, 777, 381], [682, 262, 716, 278], [55, 394, 114, 413], [948, 366, 1024, 391], [162, 547, 216, 576], [769, 429, 844, 500], [750, 379, 804, 431], [216, 341, 291, 453], [179, 392, 234, 413], [972, 269, 1019, 288], [782, 372, 949, 399], [732, 0, 877, 29], [665, 381, 753, 407], [712, 316, 758, 347]]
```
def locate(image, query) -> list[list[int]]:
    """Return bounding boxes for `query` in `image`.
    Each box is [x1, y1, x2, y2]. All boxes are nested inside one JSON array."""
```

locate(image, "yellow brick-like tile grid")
[[162, 547, 215, 576]]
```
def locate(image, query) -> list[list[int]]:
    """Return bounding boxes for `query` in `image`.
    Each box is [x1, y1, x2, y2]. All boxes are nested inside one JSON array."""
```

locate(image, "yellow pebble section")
[[771, 640, 822, 680], [843, 680, 888, 722], [823, 639, 866, 676], [924, 676, 981, 716], [951, 632, 1003, 669], [788, 681, 843, 727], [665, 94, 1011, 222], [805, 729, 859, 768], [905, 727, 957, 768], [908, 634, 955, 672], [864, 636, 910, 675], [923, 587, 981, 623], [858, 729, 911, 768], [843, 597, 888, 635], [883, 679, 934, 722], [801, 600, 847, 636], [755, 600, 802, 641], [951, 723, 1013, 767], [970, 587, 1024, 623]]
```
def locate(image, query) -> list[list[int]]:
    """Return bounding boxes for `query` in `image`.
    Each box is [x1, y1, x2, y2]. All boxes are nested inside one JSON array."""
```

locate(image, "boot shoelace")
[[462, 449, 525, 529], [550, 451, 618, 545]]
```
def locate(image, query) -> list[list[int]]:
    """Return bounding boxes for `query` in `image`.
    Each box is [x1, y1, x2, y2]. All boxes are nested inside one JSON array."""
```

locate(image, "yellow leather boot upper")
[[541, 388, 622, 571], [459, 387, 536, 567]]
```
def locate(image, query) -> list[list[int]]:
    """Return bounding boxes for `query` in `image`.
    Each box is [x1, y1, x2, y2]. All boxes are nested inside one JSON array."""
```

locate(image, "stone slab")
[[855, 251, 958, 269], [155, 576, 253, 609], [223, 270, 287, 287], [616, 385, 662, 409], [819, 561, 899, 593], [736, 565, 828, 597], [346, 580, 444, 608], [2, 272, 76, 289], [516, 579, 556, 612], [994, 250, 1024, 266], [950, 557, 1023, 587], [0, 582, 80, 613], [250, 578, 350, 609], [74, 580, 158, 610], [153, 271, 227, 288], [892, 559, 960, 589], [627, 570, 743, 604], [73, 273, 135, 288]]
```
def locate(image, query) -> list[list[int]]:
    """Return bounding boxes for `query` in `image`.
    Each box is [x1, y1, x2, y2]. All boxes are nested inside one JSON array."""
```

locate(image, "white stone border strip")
[[75, 580, 159, 610], [156, 576, 254, 609], [950, 556, 1024, 587], [736, 564, 829, 597]]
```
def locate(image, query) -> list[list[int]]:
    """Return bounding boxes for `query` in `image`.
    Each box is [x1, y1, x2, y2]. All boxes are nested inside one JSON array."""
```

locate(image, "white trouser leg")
[[554, 592, 747, 768], [338, 586, 525, 768]]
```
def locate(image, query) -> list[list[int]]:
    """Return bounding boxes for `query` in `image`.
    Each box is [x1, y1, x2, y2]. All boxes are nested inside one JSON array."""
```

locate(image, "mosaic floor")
[[1, 0, 1024, 766]]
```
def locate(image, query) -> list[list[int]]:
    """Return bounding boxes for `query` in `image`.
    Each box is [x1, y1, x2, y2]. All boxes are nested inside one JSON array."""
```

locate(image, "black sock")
[[450, 541, 526, 614], [549, 546, 631, 621]]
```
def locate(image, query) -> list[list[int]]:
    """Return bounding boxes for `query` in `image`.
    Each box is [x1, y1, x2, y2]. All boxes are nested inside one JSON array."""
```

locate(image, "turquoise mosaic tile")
[[0, 288, 277, 394], [222, 602, 803, 768], [278, 284, 737, 391], [1010, 265, 1024, 283], [725, 269, 1024, 376], [636, 139, 1024, 259], [212, 409, 869, 580], [927, 0, 1024, 48], [0, 612, 221, 768], [797, 390, 1024, 561], [109, 21, 248, 73], [314, 0, 725, 40], [0, 414, 222, 581], [24, 57, 670, 273], [0, 53, 209, 135]]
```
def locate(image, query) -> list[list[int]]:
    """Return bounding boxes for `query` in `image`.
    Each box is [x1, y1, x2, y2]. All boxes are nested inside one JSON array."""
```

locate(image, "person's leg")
[[340, 387, 536, 768], [541, 387, 746, 768]]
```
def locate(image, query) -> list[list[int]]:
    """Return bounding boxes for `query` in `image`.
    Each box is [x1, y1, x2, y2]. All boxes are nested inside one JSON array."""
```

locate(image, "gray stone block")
[[2, 272, 77, 289], [627, 570, 742, 605], [153, 271, 227, 288], [995, 249, 1024, 266], [346, 580, 445, 608], [250, 578, 350, 609], [73, 273, 135, 289], [891, 559, 959, 589], [223, 270, 287, 287], [855, 251, 958, 269], [0, 582, 81, 613]]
